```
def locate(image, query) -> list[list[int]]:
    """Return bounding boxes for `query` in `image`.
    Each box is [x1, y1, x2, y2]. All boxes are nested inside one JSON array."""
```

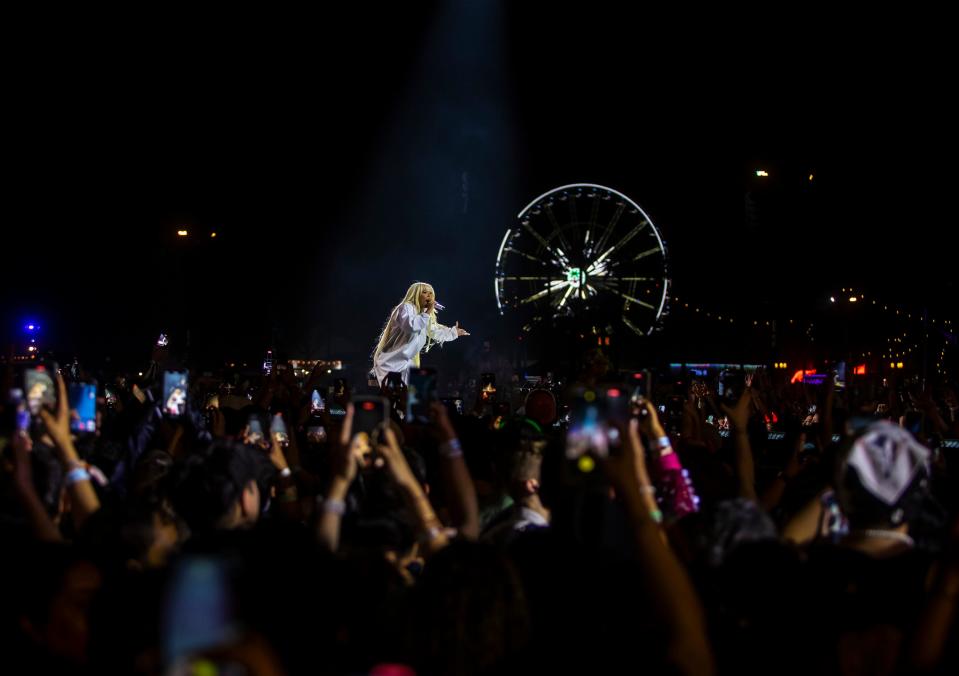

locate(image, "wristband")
[[65, 467, 91, 487], [322, 498, 346, 515], [649, 508, 664, 524], [439, 438, 463, 459], [420, 526, 443, 543], [656, 436, 672, 450]]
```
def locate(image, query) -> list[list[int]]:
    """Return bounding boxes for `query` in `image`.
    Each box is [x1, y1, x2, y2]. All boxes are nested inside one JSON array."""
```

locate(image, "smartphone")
[[565, 386, 626, 462], [820, 489, 849, 542], [352, 395, 389, 442], [68, 383, 97, 433], [104, 385, 117, 408], [161, 556, 237, 665], [156, 333, 168, 347], [5, 388, 31, 433], [24, 365, 57, 416], [270, 412, 289, 446], [310, 389, 325, 414], [263, 350, 273, 376], [720, 370, 745, 404], [306, 425, 327, 443], [407, 367, 437, 423], [163, 371, 189, 418], [246, 413, 266, 446]]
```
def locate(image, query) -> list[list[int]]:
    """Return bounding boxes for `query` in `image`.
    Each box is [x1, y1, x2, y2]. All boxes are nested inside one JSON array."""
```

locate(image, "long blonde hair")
[[373, 282, 439, 367]]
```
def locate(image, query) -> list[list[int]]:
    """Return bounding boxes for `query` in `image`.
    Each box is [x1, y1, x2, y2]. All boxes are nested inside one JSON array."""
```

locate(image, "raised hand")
[[721, 387, 753, 432], [38, 373, 75, 458], [429, 400, 457, 442], [637, 399, 667, 440], [331, 404, 358, 484], [454, 321, 470, 337]]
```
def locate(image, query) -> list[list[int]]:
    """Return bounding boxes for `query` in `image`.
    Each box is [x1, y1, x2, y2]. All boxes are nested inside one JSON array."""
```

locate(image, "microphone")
[[434, 302, 445, 311]]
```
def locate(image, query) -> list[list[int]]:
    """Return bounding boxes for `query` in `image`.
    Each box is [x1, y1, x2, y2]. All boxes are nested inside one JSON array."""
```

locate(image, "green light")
[[567, 268, 584, 288]]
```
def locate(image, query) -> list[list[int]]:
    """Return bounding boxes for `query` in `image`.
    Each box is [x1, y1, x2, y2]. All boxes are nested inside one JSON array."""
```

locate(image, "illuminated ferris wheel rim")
[[495, 183, 670, 333]]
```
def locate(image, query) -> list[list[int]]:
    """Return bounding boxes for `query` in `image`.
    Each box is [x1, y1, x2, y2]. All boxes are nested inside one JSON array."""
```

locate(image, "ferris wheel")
[[495, 183, 670, 336]]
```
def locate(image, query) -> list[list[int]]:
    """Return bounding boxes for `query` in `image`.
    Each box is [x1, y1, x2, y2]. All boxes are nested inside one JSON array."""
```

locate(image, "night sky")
[[4, 5, 954, 372]]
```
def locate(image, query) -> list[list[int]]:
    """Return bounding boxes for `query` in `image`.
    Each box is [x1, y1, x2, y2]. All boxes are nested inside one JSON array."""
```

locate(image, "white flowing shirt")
[[372, 302, 458, 385]]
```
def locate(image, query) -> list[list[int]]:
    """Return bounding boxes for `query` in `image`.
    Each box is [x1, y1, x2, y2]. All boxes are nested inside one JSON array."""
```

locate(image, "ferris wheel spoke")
[[501, 276, 561, 281], [587, 195, 601, 234], [612, 220, 649, 251], [588, 221, 649, 273], [631, 246, 662, 262], [521, 222, 569, 267], [567, 196, 581, 247], [622, 315, 650, 336], [505, 246, 564, 270], [519, 280, 570, 305], [591, 202, 625, 259], [608, 288, 656, 310], [544, 205, 574, 255], [555, 285, 576, 308]]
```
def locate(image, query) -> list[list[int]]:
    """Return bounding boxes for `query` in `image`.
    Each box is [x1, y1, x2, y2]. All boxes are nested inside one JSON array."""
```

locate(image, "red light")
[[361, 402, 375, 411], [607, 388, 621, 398], [791, 369, 815, 384], [632, 373, 643, 379], [853, 364, 866, 376], [36, 365, 46, 372]]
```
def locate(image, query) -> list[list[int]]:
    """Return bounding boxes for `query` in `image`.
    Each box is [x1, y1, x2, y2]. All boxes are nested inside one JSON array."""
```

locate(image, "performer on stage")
[[372, 282, 469, 386]]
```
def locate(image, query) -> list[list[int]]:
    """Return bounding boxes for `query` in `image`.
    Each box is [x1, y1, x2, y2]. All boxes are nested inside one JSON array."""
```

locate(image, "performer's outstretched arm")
[[430, 320, 470, 343]]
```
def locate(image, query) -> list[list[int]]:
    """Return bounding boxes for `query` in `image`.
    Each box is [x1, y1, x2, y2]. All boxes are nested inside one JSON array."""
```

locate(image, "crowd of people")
[[1, 340, 958, 675]]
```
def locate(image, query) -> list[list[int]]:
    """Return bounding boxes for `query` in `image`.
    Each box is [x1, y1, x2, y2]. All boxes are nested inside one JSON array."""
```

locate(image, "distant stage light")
[[756, 170, 769, 177], [830, 296, 835, 303], [849, 297, 858, 302], [177, 230, 188, 237]]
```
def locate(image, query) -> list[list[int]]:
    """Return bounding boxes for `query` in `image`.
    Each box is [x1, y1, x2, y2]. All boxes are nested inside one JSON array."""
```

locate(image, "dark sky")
[[4, 5, 954, 367]]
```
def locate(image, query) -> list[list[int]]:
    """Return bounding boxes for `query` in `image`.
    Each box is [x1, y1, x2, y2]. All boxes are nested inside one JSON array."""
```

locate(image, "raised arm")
[[722, 388, 758, 502], [605, 419, 715, 676], [377, 427, 450, 557], [316, 404, 357, 552], [39, 374, 101, 532], [8, 431, 63, 542], [430, 402, 480, 539]]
